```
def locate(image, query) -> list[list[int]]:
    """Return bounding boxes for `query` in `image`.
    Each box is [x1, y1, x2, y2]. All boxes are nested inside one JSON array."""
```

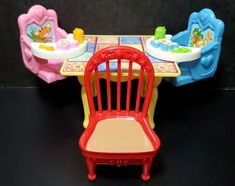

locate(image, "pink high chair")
[[18, 5, 68, 83]]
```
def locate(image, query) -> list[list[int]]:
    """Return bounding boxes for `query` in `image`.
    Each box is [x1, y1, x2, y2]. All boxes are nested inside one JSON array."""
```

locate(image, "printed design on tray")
[[61, 36, 179, 75], [85, 36, 97, 43], [189, 24, 214, 48], [87, 43, 96, 52], [96, 44, 117, 51], [119, 36, 144, 52], [98, 61, 117, 72], [63, 62, 87, 72], [97, 60, 140, 72], [153, 62, 178, 73], [120, 37, 141, 44], [68, 52, 93, 62], [63, 61, 178, 74], [141, 36, 152, 44], [122, 44, 143, 52], [98, 36, 118, 44], [121, 60, 140, 70], [27, 20, 55, 42], [141, 36, 152, 50]]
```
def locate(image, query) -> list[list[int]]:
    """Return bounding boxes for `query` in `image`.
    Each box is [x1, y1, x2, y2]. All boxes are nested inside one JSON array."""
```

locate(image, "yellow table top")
[[60, 35, 181, 77]]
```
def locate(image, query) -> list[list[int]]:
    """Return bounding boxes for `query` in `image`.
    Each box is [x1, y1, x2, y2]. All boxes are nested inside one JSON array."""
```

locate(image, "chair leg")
[[141, 159, 152, 181], [86, 158, 96, 181]]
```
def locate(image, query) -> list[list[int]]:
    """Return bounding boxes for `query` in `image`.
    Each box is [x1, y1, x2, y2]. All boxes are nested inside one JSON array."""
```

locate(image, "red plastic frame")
[[78, 46, 161, 181]]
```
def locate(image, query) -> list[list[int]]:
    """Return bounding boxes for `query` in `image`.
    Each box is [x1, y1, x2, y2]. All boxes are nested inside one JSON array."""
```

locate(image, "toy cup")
[[73, 28, 84, 44], [154, 26, 166, 40]]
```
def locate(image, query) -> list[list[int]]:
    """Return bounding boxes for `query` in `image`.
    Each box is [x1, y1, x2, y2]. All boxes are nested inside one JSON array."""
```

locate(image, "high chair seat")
[[18, 5, 87, 83], [165, 8, 224, 86], [86, 118, 153, 153]]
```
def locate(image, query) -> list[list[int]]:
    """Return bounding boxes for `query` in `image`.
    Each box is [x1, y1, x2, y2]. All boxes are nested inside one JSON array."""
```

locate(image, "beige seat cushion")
[[86, 118, 153, 153]]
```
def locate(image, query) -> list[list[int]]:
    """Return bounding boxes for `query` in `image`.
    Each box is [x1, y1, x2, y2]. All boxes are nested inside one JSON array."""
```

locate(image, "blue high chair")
[[166, 8, 224, 86]]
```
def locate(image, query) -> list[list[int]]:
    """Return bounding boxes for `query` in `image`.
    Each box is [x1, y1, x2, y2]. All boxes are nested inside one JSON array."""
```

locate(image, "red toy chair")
[[79, 46, 161, 181]]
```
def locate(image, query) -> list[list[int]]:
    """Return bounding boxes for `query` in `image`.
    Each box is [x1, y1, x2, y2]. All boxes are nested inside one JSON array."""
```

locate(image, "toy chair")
[[79, 46, 161, 181], [166, 8, 224, 86], [18, 5, 68, 83]]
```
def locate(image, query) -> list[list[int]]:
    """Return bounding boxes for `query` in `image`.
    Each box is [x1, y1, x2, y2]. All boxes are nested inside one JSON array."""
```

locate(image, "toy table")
[[60, 35, 181, 128]]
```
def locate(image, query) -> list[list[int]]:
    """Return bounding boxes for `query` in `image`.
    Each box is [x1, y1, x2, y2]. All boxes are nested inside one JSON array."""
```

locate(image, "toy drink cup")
[[73, 28, 84, 44], [154, 26, 166, 40]]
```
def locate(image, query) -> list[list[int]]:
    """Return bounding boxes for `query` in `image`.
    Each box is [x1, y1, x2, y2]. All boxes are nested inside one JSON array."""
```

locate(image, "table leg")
[[77, 76, 90, 128], [148, 77, 162, 128]]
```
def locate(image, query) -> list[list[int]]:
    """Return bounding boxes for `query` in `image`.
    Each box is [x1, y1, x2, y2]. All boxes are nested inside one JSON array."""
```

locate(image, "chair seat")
[[86, 118, 154, 153]]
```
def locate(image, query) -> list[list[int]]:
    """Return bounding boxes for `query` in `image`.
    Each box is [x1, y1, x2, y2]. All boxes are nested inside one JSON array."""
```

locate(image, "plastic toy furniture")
[[18, 5, 66, 83], [79, 46, 161, 181], [166, 8, 224, 86], [18, 5, 87, 83], [60, 35, 181, 129]]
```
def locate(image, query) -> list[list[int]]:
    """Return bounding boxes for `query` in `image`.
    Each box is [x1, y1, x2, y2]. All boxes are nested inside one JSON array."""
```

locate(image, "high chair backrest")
[[84, 46, 154, 117], [187, 8, 224, 48], [18, 5, 59, 43]]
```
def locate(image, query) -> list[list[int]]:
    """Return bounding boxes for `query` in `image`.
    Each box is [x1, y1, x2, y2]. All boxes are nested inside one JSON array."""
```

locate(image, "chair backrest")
[[84, 46, 155, 117], [18, 5, 59, 43], [187, 9, 224, 48]]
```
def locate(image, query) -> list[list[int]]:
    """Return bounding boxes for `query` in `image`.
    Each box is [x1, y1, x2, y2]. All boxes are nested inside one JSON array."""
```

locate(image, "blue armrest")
[[201, 41, 219, 55], [200, 41, 220, 69], [171, 30, 190, 46]]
